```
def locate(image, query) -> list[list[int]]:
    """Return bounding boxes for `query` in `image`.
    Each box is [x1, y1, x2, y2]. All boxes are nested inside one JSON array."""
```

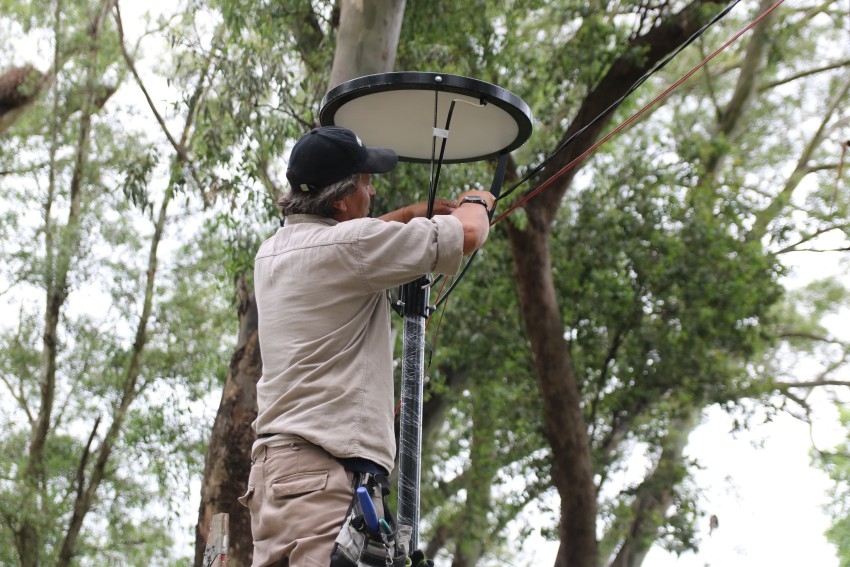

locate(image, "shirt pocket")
[[271, 470, 329, 499]]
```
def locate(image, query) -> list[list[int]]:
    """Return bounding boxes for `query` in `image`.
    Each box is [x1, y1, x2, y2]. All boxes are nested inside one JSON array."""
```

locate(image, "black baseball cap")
[[285, 126, 398, 192]]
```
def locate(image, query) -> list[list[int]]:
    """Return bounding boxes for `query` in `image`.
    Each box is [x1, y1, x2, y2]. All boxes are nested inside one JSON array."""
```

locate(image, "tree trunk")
[[329, 0, 406, 89], [508, 221, 599, 567], [505, 3, 727, 566], [194, 277, 261, 567]]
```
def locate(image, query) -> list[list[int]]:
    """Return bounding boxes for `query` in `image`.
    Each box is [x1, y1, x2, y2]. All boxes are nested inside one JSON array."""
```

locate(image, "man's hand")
[[407, 198, 456, 218], [451, 189, 494, 254]]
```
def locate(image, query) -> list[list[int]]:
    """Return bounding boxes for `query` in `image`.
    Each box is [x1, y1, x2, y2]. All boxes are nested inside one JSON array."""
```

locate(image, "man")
[[241, 125, 495, 567]]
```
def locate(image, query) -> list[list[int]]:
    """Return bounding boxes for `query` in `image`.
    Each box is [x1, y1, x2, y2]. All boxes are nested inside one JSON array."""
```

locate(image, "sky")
[[645, 404, 841, 567]]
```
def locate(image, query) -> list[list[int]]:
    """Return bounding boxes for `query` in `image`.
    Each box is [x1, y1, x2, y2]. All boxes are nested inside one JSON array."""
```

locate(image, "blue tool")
[[356, 487, 380, 532]]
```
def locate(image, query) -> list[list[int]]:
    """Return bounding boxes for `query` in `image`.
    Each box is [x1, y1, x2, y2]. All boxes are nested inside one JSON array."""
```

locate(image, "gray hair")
[[278, 174, 359, 217]]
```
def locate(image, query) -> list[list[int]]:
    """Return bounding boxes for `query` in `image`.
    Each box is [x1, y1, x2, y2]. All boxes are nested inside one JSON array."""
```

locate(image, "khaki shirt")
[[252, 213, 464, 472]]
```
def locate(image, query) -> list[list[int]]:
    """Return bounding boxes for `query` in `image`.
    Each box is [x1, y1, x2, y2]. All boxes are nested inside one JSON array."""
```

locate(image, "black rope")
[[414, 0, 745, 315], [427, 0, 744, 311], [498, 0, 742, 202]]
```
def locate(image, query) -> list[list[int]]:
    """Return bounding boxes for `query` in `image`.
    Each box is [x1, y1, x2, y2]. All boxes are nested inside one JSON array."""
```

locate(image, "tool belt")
[[330, 473, 412, 567]]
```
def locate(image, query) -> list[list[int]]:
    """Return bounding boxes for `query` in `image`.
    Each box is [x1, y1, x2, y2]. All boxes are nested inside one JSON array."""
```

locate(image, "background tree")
[[1, 1, 232, 565]]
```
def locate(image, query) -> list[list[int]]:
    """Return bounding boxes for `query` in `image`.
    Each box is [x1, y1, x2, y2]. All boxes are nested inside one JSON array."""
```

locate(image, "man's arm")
[[378, 190, 494, 254], [378, 199, 457, 223]]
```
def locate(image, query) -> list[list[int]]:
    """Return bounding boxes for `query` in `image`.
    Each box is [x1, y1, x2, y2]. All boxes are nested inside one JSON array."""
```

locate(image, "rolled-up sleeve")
[[428, 215, 465, 275], [354, 215, 465, 291]]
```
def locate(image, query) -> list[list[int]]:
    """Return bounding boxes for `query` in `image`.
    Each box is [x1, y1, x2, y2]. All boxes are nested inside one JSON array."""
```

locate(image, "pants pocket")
[[271, 470, 329, 499], [237, 485, 254, 508]]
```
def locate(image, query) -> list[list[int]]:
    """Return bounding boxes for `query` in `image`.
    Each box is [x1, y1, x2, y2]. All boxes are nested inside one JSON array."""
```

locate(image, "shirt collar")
[[282, 214, 339, 227]]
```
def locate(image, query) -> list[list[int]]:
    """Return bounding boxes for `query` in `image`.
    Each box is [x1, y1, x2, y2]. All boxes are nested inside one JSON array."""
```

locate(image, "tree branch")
[[750, 73, 850, 238], [761, 59, 850, 91], [777, 380, 850, 389], [112, 2, 207, 191]]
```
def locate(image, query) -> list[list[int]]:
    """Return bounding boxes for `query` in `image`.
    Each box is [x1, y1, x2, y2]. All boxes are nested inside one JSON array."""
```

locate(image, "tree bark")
[[194, 277, 261, 567], [505, 3, 726, 566]]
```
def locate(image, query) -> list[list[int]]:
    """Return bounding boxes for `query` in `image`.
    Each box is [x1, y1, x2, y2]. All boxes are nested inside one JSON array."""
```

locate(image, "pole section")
[[396, 275, 430, 551]]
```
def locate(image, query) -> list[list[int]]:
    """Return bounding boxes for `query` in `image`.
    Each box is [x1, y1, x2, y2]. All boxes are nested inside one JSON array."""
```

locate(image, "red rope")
[[491, 0, 786, 226]]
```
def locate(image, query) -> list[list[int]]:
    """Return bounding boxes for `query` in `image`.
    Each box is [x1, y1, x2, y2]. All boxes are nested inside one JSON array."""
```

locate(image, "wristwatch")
[[460, 195, 490, 213]]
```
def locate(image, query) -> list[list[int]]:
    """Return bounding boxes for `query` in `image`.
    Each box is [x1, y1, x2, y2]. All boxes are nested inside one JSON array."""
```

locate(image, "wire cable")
[[497, 0, 744, 205], [428, 0, 781, 311], [492, 0, 785, 226]]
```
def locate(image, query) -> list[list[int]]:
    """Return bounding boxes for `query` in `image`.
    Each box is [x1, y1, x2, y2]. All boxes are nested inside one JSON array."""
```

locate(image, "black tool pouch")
[[330, 474, 412, 567]]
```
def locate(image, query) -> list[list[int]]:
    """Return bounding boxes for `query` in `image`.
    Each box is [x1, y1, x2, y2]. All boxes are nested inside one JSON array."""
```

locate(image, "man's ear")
[[330, 198, 348, 222]]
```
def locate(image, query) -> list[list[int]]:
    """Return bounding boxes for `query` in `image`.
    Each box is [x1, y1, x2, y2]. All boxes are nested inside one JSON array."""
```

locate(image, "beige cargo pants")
[[240, 442, 354, 567]]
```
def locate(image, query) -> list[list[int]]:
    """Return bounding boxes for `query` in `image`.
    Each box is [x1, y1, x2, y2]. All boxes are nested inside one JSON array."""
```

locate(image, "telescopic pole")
[[396, 275, 430, 551], [396, 153, 508, 551]]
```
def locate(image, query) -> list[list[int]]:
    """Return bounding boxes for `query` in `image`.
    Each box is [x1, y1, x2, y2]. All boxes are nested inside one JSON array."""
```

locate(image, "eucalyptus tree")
[[0, 1, 232, 565]]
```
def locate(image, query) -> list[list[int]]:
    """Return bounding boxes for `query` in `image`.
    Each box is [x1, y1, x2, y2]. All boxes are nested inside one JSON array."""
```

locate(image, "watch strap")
[[460, 195, 490, 213]]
